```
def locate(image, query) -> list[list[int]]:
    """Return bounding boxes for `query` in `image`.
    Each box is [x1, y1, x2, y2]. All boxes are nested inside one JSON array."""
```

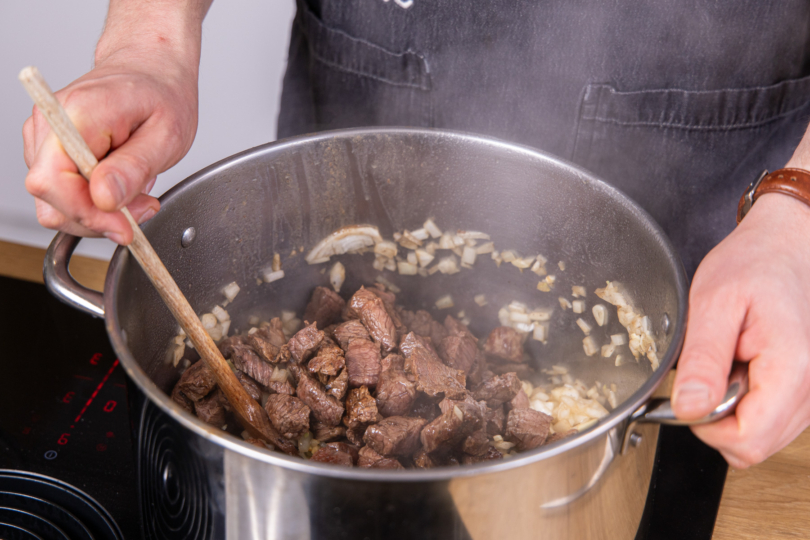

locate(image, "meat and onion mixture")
[[170, 284, 611, 468]]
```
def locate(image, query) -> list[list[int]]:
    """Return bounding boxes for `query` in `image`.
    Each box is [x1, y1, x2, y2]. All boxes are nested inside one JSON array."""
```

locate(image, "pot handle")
[[43, 232, 106, 318], [622, 362, 749, 453]]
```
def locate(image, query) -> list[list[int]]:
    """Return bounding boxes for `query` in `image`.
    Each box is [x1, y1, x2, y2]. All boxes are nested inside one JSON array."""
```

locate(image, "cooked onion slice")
[[222, 281, 240, 303], [572, 300, 586, 314], [374, 241, 398, 259], [305, 225, 383, 264], [583, 336, 598, 356], [435, 294, 454, 309], [592, 304, 608, 326], [474, 294, 488, 306], [262, 269, 285, 284], [572, 285, 586, 298], [576, 318, 592, 335], [329, 262, 345, 292], [423, 218, 442, 238]]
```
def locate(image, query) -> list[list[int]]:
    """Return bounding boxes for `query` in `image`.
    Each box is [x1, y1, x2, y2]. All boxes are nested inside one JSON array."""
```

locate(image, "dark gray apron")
[[278, 0, 810, 277]]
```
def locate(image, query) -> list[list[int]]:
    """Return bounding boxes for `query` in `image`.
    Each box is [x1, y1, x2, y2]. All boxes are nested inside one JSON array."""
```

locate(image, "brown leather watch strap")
[[737, 168, 810, 224]]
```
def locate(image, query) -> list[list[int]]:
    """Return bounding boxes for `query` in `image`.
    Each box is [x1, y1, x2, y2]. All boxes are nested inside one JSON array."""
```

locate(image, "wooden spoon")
[[19, 66, 296, 455]]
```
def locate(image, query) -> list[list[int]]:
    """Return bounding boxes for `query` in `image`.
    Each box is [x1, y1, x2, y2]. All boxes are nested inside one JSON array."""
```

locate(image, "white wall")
[[0, 1, 294, 259]]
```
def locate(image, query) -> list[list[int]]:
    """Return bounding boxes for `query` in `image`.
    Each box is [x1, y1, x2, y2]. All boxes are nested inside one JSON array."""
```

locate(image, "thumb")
[[672, 278, 747, 421]]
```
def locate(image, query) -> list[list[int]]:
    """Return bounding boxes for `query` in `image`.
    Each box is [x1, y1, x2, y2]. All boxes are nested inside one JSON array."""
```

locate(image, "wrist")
[[746, 190, 810, 228]]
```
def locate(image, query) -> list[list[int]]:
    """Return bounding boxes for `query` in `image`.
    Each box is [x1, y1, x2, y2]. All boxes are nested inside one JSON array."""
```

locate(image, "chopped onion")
[[398, 230, 423, 249], [530, 260, 547, 276], [572, 285, 586, 298], [572, 300, 586, 314], [281, 310, 297, 323], [410, 228, 429, 241], [592, 304, 609, 326], [248, 315, 261, 326], [457, 230, 490, 240], [611, 333, 627, 345], [220, 320, 231, 337], [427, 265, 441, 275], [423, 218, 442, 238], [372, 256, 386, 271], [212, 305, 230, 323], [222, 282, 240, 303], [202, 313, 218, 330], [509, 311, 531, 323], [453, 405, 464, 421], [306, 225, 382, 264], [615, 354, 631, 367], [272, 253, 282, 272], [601, 344, 616, 357], [248, 327, 259, 335], [375, 275, 401, 293], [545, 275, 556, 286], [583, 336, 598, 356], [374, 241, 398, 259], [595, 281, 629, 307], [437, 255, 460, 275], [461, 246, 477, 268], [270, 366, 289, 383], [415, 249, 434, 267], [329, 261, 345, 292], [474, 294, 488, 307], [457, 310, 466, 319], [558, 261, 566, 271], [384, 258, 397, 272], [533, 323, 549, 343], [397, 261, 418, 275], [558, 297, 572, 309], [406, 251, 418, 266], [537, 281, 551, 292], [438, 232, 456, 249], [435, 295, 454, 310], [425, 242, 438, 255], [475, 242, 494, 255], [512, 257, 534, 270], [500, 250, 517, 263], [262, 269, 285, 283], [576, 318, 592, 335]]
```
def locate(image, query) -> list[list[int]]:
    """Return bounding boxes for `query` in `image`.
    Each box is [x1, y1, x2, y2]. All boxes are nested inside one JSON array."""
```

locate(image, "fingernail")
[[137, 207, 157, 224], [674, 382, 710, 415], [105, 173, 126, 207], [103, 231, 126, 245]]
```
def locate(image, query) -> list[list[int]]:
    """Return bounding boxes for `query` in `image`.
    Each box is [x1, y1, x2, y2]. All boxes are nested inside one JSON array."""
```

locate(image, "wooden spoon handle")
[[19, 66, 295, 454]]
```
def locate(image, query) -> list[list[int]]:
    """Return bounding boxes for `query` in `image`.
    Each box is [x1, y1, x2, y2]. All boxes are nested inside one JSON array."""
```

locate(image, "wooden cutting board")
[[1, 239, 807, 538]]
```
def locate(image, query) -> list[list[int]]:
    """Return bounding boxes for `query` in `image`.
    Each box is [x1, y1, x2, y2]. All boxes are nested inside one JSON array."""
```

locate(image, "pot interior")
[[109, 128, 685, 460]]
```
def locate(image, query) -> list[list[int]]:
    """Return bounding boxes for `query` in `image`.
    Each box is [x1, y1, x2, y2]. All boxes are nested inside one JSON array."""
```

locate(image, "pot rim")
[[105, 126, 688, 482]]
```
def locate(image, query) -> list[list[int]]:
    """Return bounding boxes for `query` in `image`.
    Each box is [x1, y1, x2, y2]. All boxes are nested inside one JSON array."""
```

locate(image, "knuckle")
[[35, 204, 65, 230], [25, 171, 50, 199]]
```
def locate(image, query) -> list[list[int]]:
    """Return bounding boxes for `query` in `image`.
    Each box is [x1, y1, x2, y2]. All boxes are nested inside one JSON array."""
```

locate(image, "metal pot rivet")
[[629, 432, 643, 447], [661, 313, 671, 334], [181, 227, 197, 248]]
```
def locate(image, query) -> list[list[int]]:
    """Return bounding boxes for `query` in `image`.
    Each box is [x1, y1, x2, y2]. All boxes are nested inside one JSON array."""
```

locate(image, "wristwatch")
[[737, 167, 810, 224]]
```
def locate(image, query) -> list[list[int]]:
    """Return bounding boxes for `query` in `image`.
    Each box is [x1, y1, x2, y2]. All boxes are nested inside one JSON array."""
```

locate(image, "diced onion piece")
[[397, 261, 418, 275], [545, 275, 556, 286], [500, 250, 517, 263], [457, 310, 466, 319], [222, 282, 240, 303], [611, 333, 627, 346], [248, 315, 261, 326], [282, 317, 302, 339], [438, 232, 456, 249], [576, 318, 592, 335], [474, 294, 488, 307], [384, 258, 397, 272], [281, 310, 297, 323], [425, 242, 438, 255], [583, 336, 598, 357], [509, 311, 531, 323], [575, 419, 598, 432], [457, 230, 490, 240], [592, 304, 609, 326], [406, 251, 418, 266], [595, 281, 629, 307], [558, 261, 566, 271], [329, 261, 345, 292], [417, 267, 428, 277], [410, 228, 429, 241], [375, 275, 402, 294], [572, 285, 587, 298], [423, 218, 442, 238], [415, 249, 434, 267], [615, 354, 632, 367], [558, 297, 572, 309], [437, 255, 460, 275], [220, 320, 231, 337], [372, 256, 387, 271], [427, 265, 441, 275], [572, 300, 586, 314], [202, 313, 218, 330], [270, 367, 289, 383], [262, 269, 285, 283], [374, 241, 398, 259], [511, 257, 534, 270], [475, 242, 494, 255], [272, 253, 282, 272], [530, 259, 547, 276], [508, 301, 526, 312], [451, 234, 465, 247], [461, 246, 477, 268], [453, 405, 464, 421], [212, 305, 230, 323], [206, 319, 223, 341], [451, 246, 463, 257], [537, 281, 551, 292], [601, 344, 616, 358], [306, 225, 383, 264], [528, 309, 552, 321], [533, 323, 549, 343], [398, 230, 423, 249], [435, 295, 454, 310]]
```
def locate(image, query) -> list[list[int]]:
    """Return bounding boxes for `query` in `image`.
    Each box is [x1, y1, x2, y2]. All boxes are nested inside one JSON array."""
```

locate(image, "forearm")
[[785, 121, 810, 170]]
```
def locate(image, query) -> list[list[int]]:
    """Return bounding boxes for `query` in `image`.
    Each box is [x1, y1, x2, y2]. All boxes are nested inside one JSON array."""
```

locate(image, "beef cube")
[[333, 320, 370, 351], [265, 379, 296, 396], [545, 429, 578, 444], [349, 287, 398, 352], [325, 369, 349, 401], [221, 337, 276, 388], [245, 333, 283, 363], [364, 416, 427, 456], [288, 323, 324, 364], [401, 310, 448, 346], [462, 447, 503, 465], [344, 386, 379, 428], [401, 333, 466, 399], [485, 405, 506, 436], [421, 394, 485, 453], [296, 373, 345, 426], [345, 423, 367, 446], [234, 371, 262, 402], [466, 351, 488, 387], [257, 318, 288, 347], [505, 408, 553, 451], [170, 386, 194, 414], [412, 448, 437, 469], [308, 345, 345, 376], [304, 286, 346, 329], [489, 363, 535, 379], [357, 446, 405, 469], [327, 442, 360, 462], [472, 373, 522, 407], [381, 353, 405, 372], [483, 327, 525, 363], [438, 331, 478, 374], [462, 429, 490, 456], [264, 394, 310, 440], [310, 443, 357, 467], [345, 339, 382, 388], [376, 366, 417, 417], [370, 287, 409, 338], [194, 388, 227, 427], [311, 419, 346, 442], [508, 389, 530, 410], [444, 315, 475, 338], [176, 360, 217, 402]]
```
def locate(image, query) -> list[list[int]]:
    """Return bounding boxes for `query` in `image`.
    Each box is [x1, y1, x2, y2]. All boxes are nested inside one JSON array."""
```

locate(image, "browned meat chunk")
[[412, 448, 437, 469], [325, 369, 349, 401], [296, 373, 345, 426], [257, 318, 288, 347], [194, 389, 226, 426], [304, 286, 346, 329], [344, 386, 378, 428], [381, 353, 405, 372], [401, 309, 448, 346], [401, 333, 466, 399], [264, 394, 310, 439], [462, 446, 503, 465], [310, 442, 358, 467], [505, 408, 553, 451], [345, 339, 382, 388], [308, 344, 345, 376], [466, 351, 488, 387], [508, 389, 530, 410], [221, 337, 276, 387], [333, 320, 370, 351], [472, 373, 522, 407], [311, 419, 346, 442], [364, 416, 427, 457], [489, 362, 535, 378], [288, 322, 324, 363], [376, 366, 417, 417], [345, 424, 367, 446], [265, 378, 296, 396], [176, 360, 217, 402], [349, 287, 398, 352], [171, 386, 194, 414], [485, 405, 506, 436], [421, 394, 485, 453], [483, 326, 525, 363], [234, 371, 262, 402], [462, 429, 490, 456], [545, 429, 578, 444], [357, 446, 405, 469], [410, 394, 441, 422], [244, 331, 283, 363], [438, 330, 478, 374]]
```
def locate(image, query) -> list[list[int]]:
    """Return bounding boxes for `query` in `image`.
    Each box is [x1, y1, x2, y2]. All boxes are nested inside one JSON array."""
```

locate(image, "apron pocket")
[[571, 77, 810, 275]]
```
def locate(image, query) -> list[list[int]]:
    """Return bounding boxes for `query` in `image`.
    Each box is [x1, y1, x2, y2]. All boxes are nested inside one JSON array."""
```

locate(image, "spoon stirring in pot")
[[19, 66, 297, 455]]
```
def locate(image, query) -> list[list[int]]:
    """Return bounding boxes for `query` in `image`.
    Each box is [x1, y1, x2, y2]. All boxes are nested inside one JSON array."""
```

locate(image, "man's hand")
[[672, 191, 810, 469], [22, 0, 211, 245]]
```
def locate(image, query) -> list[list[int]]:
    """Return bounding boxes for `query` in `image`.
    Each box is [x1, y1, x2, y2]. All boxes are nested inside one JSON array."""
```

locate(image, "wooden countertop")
[[2, 239, 808, 538]]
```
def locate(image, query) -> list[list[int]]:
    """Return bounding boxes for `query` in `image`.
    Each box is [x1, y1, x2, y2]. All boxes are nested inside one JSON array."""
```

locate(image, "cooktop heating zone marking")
[[73, 359, 120, 425]]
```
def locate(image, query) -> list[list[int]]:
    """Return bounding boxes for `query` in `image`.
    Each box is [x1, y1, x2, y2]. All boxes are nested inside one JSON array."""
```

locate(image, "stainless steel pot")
[[44, 128, 746, 540]]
